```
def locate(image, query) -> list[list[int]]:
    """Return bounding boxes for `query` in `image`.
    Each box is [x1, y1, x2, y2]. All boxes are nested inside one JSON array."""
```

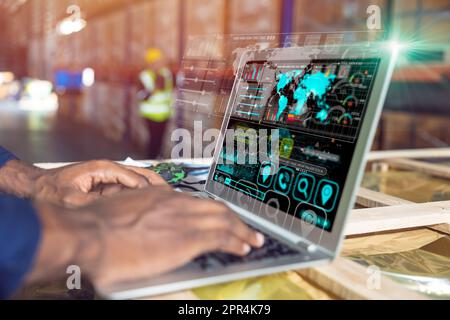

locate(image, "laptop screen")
[[210, 54, 381, 233]]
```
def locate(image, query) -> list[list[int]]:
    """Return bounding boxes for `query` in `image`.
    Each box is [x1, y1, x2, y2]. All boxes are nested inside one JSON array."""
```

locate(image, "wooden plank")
[[367, 148, 450, 161], [428, 224, 450, 235], [298, 258, 427, 300], [384, 158, 450, 179], [347, 201, 450, 236], [356, 187, 413, 208], [356, 188, 450, 235]]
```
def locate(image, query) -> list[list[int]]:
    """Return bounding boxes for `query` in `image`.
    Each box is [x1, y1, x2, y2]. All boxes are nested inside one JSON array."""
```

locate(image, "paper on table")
[[122, 157, 152, 168]]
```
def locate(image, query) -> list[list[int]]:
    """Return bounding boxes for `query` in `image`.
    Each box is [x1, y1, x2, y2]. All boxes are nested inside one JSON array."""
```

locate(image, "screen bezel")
[[205, 44, 397, 255]]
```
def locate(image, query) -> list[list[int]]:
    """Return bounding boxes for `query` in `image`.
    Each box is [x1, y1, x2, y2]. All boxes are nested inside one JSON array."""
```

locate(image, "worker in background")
[[138, 48, 174, 159]]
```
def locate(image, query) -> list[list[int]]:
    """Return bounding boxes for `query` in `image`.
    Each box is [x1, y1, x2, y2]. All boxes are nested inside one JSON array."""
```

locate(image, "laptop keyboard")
[[192, 230, 302, 271], [187, 194, 303, 270]]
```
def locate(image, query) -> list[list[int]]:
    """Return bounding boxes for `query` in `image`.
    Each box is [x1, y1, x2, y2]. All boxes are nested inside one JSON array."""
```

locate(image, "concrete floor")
[[0, 100, 147, 163]]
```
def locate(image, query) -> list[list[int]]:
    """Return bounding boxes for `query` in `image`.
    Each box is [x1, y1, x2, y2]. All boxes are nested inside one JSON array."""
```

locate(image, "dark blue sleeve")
[[0, 146, 41, 299], [0, 146, 18, 167], [0, 195, 41, 299]]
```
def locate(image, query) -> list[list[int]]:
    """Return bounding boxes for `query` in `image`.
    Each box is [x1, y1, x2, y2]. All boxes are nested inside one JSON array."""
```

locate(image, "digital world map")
[[275, 70, 336, 122]]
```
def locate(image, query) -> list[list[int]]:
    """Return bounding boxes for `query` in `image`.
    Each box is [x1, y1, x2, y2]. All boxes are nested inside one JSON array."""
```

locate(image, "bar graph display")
[[242, 62, 265, 82]]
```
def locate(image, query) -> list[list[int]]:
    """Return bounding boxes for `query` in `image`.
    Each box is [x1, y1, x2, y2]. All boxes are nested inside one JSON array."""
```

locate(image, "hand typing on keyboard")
[[31, 186, 265, 289], [193, 229, 301, 271]]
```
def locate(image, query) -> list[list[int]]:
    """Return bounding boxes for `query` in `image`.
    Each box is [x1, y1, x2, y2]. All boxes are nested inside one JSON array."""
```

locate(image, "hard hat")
[[145, 48, 163, 63]]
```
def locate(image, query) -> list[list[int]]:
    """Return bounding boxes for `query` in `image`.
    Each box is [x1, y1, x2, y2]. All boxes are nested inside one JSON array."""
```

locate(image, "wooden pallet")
[[322, 148, 449, 299]]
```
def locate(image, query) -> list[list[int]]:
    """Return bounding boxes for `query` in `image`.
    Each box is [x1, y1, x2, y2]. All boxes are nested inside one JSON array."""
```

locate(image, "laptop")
[[99, 43, 398, 299]]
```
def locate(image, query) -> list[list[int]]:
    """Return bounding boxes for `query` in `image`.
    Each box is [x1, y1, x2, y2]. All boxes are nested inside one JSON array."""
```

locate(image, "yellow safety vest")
[[139, 67, 174, 122]]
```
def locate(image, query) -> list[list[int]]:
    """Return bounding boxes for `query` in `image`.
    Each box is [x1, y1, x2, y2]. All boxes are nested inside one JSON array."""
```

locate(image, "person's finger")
[[170, 211, 264, 248], [179, 199, 233, 214], [183, 230, 253, 257], [62, 190, 100, 208], [124, 166, 169, 187], [157, 197, 225, 214], [98, 184, 124, 196], [85, 161, 150, 191], [155, 197, 264, 247]]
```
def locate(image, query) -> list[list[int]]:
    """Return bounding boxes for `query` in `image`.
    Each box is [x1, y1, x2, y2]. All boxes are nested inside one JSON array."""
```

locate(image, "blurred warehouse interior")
[[0, 0, 449, 162]]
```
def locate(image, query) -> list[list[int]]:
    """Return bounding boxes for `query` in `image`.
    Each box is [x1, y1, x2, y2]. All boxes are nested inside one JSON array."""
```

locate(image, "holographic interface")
[[211, 51, 380, 232]]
